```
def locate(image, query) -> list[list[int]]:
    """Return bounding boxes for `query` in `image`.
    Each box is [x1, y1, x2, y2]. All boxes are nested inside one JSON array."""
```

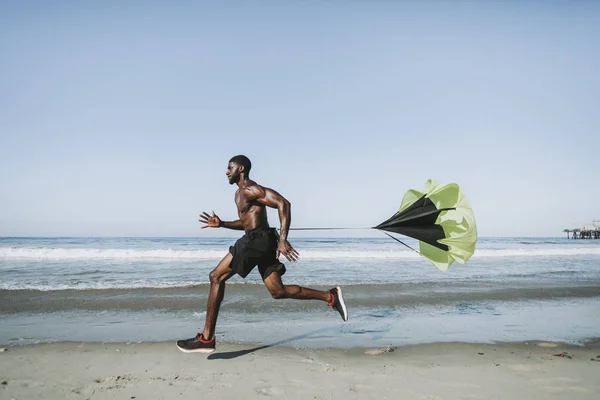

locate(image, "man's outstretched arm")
[[220, 220, 244, 230], [199, 211, 244, 230]]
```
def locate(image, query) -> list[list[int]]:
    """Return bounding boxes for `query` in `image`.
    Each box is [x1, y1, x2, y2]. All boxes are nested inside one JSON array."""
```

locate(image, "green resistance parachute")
[[373, 179, 477, 271], [290, 179, 477, 271]]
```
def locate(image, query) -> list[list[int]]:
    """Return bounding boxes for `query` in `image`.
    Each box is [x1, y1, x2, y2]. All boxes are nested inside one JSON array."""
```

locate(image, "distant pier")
[[563, 220, 600, 239]]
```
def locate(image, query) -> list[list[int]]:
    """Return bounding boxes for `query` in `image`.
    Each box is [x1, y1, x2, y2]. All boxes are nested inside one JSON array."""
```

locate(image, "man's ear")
[[238, 165, 245, 173]]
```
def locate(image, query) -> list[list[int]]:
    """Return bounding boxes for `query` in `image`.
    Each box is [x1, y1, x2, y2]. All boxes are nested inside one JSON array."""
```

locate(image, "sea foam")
[[1, 246, 600, 260]]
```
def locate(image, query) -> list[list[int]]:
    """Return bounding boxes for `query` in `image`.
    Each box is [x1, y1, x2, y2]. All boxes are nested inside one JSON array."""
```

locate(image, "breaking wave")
[[1, 247, 600, 260]]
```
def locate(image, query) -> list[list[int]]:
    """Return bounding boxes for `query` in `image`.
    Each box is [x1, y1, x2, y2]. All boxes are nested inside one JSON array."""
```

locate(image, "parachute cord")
[[382, 232, 420, 254], [287, 227, 366, 231], [280, 227, 420, 255]]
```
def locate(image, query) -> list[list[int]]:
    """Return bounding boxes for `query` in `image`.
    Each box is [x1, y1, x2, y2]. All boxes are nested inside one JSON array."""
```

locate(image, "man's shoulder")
[[242, 181, 266, 196]]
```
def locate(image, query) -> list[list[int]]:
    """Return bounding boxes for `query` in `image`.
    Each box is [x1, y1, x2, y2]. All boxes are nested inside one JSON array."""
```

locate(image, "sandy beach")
[[1, 340, 599, 400]]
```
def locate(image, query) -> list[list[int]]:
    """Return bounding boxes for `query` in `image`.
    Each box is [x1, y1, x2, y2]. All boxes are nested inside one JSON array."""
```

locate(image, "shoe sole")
[[336, 286, 348, 322], [176, 344, 215, 354]]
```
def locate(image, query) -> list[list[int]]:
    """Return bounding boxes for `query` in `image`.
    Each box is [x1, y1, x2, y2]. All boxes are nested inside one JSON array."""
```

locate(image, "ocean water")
[[1, 236, 599, 348]]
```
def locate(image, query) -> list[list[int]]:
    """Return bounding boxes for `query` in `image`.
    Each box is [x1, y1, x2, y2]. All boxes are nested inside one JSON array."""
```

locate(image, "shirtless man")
[[177, 155, 348, 353]]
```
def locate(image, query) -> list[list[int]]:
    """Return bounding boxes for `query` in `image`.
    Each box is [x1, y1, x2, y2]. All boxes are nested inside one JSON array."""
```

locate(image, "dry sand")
[[1, 340, 599, 399]]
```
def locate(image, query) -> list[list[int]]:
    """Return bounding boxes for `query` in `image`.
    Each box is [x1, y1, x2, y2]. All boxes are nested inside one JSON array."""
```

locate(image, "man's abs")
[[239, 205, 269, 232]]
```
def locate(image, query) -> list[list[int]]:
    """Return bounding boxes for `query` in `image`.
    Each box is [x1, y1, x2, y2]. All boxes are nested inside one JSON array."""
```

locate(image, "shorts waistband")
[[245, 227, 277, 235]]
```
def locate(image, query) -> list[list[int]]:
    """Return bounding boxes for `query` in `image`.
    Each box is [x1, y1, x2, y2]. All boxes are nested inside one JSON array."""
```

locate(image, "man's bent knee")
[[209, 269, 230, 285], [270, 287, 286, 299]]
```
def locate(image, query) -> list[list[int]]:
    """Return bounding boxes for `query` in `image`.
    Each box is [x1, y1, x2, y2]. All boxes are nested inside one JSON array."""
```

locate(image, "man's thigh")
[[262, 269, 284, 293]]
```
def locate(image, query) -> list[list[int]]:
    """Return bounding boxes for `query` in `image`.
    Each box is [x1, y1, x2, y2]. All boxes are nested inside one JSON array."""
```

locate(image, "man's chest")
[[235, 193, 253, 214]]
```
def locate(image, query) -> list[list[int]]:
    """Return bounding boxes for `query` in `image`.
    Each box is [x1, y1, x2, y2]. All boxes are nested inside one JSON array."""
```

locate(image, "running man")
[[177, 155, 348, 353]]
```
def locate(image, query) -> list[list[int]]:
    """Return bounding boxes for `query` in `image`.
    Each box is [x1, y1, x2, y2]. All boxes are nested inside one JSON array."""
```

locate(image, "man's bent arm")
[[221, 220, 245, 230], [247, 186, 291, 241], [276, 198, 291, 242]]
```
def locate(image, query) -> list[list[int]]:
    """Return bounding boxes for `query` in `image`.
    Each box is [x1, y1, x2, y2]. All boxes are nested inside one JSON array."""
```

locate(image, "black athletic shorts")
[[228, 227, 286, 279]]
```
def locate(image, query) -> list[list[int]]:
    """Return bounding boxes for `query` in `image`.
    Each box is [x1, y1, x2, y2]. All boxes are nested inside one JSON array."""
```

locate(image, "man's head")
[[227, 155, 252, 184]]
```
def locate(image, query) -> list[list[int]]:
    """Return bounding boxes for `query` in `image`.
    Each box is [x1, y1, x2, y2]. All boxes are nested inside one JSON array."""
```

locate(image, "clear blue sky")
[[1, 1, 598, 237]]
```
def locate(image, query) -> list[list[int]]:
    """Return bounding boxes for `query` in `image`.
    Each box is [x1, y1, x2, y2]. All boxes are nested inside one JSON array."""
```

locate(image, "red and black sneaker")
[[328, 286, 348, 322], [176, 333, 215, 353]]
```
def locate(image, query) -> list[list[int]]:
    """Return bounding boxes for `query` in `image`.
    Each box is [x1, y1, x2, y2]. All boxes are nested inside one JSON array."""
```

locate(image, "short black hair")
[[229, 155, 251, 174]]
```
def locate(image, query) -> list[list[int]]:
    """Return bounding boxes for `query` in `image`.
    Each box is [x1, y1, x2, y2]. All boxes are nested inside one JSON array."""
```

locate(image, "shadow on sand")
[[207, 326, 337, 360]]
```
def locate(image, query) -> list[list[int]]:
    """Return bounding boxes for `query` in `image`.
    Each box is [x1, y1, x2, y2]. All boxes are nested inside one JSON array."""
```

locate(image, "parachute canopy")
[[373, 179, 477, 271]]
